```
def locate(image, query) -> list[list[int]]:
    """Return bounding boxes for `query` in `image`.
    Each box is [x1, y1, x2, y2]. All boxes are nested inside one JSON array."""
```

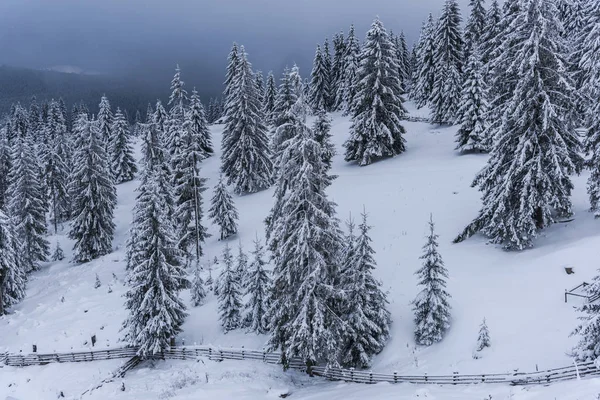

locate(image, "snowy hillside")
[[2, 104, 600, 399]]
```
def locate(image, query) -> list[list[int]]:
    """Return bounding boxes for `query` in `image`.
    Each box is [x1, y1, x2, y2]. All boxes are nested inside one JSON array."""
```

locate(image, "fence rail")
[[3, 345, 598, 386]]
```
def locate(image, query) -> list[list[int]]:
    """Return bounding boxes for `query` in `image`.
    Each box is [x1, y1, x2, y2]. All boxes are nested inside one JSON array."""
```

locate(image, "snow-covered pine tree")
[[191, 263, 206, 307], [51, 241, 64, 261], [224, 43, 240, 105], [0, 137, 11, 210], [413, 215, 451, 346], [263, 71, 277, 125], [267, 98, 343, 369], [221, 46, 273, 194], [243, 237, 271, 333], [322, 38, 334, 111], [476, 317, 491, 351], [109, 108, 138, 184], [412, 14, 437, 108], [572, 267, 600, 360], [331, 31, 347, 111], [479, 0, 503, 68], [454, 0, 583, 250], [312, 109, 335, 172], [340, 210, 391, 368], [309, 44, 331, 112], [69, 113, 116, 263], [0, 210, 26, 315], [255, 70, 265, 105], [209, 175, 238, 240], [122, 158, 188, 356], [396, 31, 411, 92], [464, 0, 487, 61], [133, 109, 142, 137], [430, 0, 464, 124], [339, 25, 360, 114], [153, 100, 169, 142], [454, 48, 489, 153], [166, 65, 189, 163], [217, 244, 242, 332], [189, 89, 213, 157], [271, 67, 299, 165], [28, 96, 42, 141], [344, 18, 407, 166], [236, 241, 248, 289], [7, 134, 49, 272], [97, 95, 114, 145]]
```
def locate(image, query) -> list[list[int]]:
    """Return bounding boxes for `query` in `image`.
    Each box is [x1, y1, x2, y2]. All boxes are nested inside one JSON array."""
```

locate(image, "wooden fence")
[[3, 345, 598, 386]]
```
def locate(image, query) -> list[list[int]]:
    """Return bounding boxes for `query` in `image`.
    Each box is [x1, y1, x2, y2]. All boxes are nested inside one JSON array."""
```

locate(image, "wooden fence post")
[[424, 373, 428, 383], [32, 344, 37, 353], [453, 371, 458, 385], [369, 372, 373, 384], [393, 371, 398, 384], [219, 350, 223, 361], [262, 350, 266, 363], [91, 335, 96, 347], [350, 368, 354, 383], [242, 350, 245, 360]]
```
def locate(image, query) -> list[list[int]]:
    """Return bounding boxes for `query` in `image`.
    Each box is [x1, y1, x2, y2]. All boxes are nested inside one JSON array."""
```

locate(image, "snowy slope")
[[2, 102, 599, 388]]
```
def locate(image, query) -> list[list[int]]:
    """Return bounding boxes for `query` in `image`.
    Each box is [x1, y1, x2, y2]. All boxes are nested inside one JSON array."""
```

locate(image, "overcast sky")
[[0, 0, 476, 97]]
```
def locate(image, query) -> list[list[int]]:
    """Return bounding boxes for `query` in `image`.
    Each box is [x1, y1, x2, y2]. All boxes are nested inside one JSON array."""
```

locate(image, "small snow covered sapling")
[[191, 264, 207, 307], [477, 317, 491, 351], [52, 241, 65, 261], [94, 274, 102, 289]]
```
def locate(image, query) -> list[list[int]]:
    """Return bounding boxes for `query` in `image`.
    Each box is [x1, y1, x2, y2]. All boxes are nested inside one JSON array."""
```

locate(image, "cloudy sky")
[[0, 0, 476, 96]]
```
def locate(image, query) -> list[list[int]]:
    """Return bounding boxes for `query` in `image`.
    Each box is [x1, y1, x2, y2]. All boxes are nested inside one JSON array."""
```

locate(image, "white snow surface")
[[2, 102, 600, 398]]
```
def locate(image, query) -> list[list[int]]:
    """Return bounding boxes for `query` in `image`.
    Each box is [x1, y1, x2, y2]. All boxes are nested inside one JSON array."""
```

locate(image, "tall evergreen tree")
[[430, 0, 464, 124], [322, 38, 334, 110], [331, 31, 347, 111], [0, 137, 10, 210], [312, 110, 335, 171], [69, 113, 116, 263], [412, 14, 437, 108], [454, 48, 489, 153], [166, 65, 189, 163], [267, 99, 343, 369], [221, 46, 273, 194], [188, 88, 213, 157], [44, 125, 71, 232], [236, 241, 248, 289], [340, 25, 361, 115], [224, 43, 241, 104], [263, 71, 278, 125], [0, 210, 25, 315], [344, 18, 407, 166], [464, 0, 487, 61], [217, 244, 242, 332], [413, 215, 451, 346], [122, 160, 188, 356], [243, 237, 271, 334], [255, 70, 265, 105], [190, 263, 206, 307], [309, 44, 331, 112], [480, 0, 503, 68], [209, 175, 239, 240], [455, 0, 583, 250], [154, 100, 169, 138], [340, 210, 391, 368], [97, 95, 114, 145], [109, 108, 138, 184], [7, 135, 49, 272]]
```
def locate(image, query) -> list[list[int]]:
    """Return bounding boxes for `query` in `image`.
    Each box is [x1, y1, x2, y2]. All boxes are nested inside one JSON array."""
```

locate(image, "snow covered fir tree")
[[413, 215, 451, 346], [0, 210, 25, 315], [217, 244, 242, 332], [209, 175, 239, 240], [109, 107, 138, 184], [243, 237, 271, 334]]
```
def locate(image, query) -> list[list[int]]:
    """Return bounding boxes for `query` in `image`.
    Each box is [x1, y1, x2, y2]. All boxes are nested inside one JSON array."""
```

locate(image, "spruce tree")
[[153, 100, 169, 141], [263, 71, 278, 125], [109, 108, 138, 184], [464, 0, 487, 61], [430, 0, 464, 124], [339, 25, 360, 115], [0, 210, 26, 315], [7, 135, 49, 272], [122, 161, 188, 356], [69, 113, 116, 263], [236, 241, 248, 289], [340, 210, 391, 368], [44, 127, 71, 232], [312, 110, 335, 171], [267, 98, 343, 369], [166, 65, 188, 163], [209, 175, 239, 240], [134, 109, 142, 137], [221, 46, 273, 194], [51, 241, 64, 261], [172, 91, 210, 261], [322, 38, 334, 110], [412, 14, 437, 108], [191, 263, 206, 307], [413, 215, 451, 346], [97, 95, 114, 145], [309, 44, 330, 112], [217, 244, 242, 332], [344, 18, 406, 166], [454, 48, 489, 153], [480, 0, 503, 67], [331, 31, 347, 111], [224, 43, 240, 104], [188, 88, 213, 157], [243, 237, 271, 334], [476, 317, 491, 351], [0, 137, 11, 210], [271, 67, 299, 170], [454, 0, 583, 250], [255, 70, 265, 104]]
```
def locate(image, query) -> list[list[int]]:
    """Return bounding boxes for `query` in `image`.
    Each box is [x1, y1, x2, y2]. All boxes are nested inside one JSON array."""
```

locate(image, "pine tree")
[[309, 44, 330, 112], [217, 244, 242, 332], [221, 46, 273, 194], [464, 0, 487, 61], [331, 31, 347, 111], [191, 263, 206, 307], [153, 100, 169, 142], [166, 65, 189, 164], [412, 14, 437, 108], [7, 135, 49, 272], [97, 95, 114, 145], [480, 0, 503, 68], [430, 0, 464, 124], [51, 241, 65, 261], [476, 317, 491, 351], [28, 96, 42, 141], [188, 88, 213, 157], [454, 0, 583, 250], [44, 126, 71, 232], [134, 109, 142, 137], [413, 215, 451, 346], [267, 99, 343, 369], [344, 18, 407, 166], [312, 110, 335, 171], [572, 268, 600, 360], [255, 70, 265, 104], [0, 210, 26, 315], [263, 71, 278, 125], [322, 38, 334, 110], [243, 237, 271, 333], [271, 67, 299, 168], [0, 137, 11, 210], [69, 113, 116, 263], [109, 108, 138, 184], [339, 25, 360, 114], [224, 43, 240, 104], [395, 31, 411, 92], [340, 210, 391, 368], [236, 241, 248, 289], [122, 160, 188, 356], [454, 48, 489, 153], [209, 175, 238, 240]]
